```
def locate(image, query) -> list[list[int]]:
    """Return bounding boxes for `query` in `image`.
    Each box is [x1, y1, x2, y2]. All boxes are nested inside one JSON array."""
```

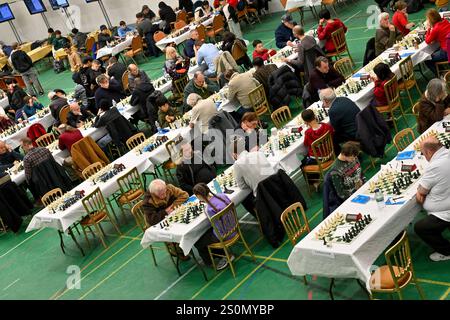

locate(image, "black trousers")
[[194, 228, 220, 265], [414, 214, 450, 256]]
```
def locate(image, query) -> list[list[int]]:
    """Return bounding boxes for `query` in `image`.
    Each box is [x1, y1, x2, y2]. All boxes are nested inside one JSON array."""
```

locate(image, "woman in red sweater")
[[371, 62, 395, 107], [392, 1, 415, 36], [317, 8, 347, 53], [424, 9, 450, 74]]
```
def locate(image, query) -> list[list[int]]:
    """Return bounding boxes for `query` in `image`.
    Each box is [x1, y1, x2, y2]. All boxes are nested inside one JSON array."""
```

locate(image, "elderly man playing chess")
[[414, 136, 450, 262], [0, 140, 23, 175]]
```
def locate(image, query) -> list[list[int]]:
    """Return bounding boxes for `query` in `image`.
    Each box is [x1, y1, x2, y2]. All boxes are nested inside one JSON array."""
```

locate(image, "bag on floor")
[[53, 59, 65, 74]]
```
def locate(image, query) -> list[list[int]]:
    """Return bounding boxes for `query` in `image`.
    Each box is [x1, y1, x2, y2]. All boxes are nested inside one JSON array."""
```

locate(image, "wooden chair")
[[85, 37, 96, 56], [249, 84, 272, 120], [162, 137, 181, 184], [122, 70, 130, 94], [398, 56, 422, 109], [124, 36, 148, 65], [174, 20, 187, 31], [393, 128, 415, 153], [116, 167, 145, 225], [153, 31, 166, 43], [376, 76, 408, 134], [205, 14, 224, 42], [35, 133, 56, 148], [126, 132, 146, 150], [207, 202, 255, 278], [369, 231, 425, 300], [176, 10, 188, 23], [327, 28, 354, 64], [81, 187, 121, 249], [196, 24, 207, 41], [13, 75, 27, 89], [172, 75, 189, 102], [271, 106, 292, 129], [280, 202, 310, 284], [42, 188, 85, 256], [333, 57, 355, 80], [412, 102, 420, 125], [81, 162, 104, 180], [444, 70, 450, 90], [59, 105, 70, 125], [302, 131, 336, 194], [231, 41, 248, 70], [436, 61, 450, 78]]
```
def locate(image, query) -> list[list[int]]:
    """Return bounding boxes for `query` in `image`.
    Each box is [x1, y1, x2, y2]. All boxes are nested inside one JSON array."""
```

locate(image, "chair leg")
[[191, 251, 208, 282], [224, 247, 236, 278], [107, 198, 121, 226], [57, 230, 66, 254], [95, 224, 108, 248], [108, 213, 122, 236], [303, 275, 308, 285], [415, 281, 426, 300], [240, 233, 256, 262], [208, 246, 217, 273], [82, 226, 91, 248], [149, 246, 157, 266]]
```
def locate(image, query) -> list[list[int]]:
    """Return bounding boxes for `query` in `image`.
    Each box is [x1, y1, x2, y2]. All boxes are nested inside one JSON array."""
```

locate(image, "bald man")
[[414, 136, 450, 262], [127, 64, 151, 93], [66, 101, 93, 128]]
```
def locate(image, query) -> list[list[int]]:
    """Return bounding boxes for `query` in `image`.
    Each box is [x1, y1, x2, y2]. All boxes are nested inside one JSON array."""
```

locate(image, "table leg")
[[57, 230, 66, 254], [329, 278, 335, 300], [355, 279, 371, 299]]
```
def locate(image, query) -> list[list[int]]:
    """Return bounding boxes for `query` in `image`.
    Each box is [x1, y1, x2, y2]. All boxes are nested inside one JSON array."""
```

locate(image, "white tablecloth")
[[0, 97, 8, 110], [285, 0, 322, 10], [287, 120, 445, 292], [96, 36, 134, 59]]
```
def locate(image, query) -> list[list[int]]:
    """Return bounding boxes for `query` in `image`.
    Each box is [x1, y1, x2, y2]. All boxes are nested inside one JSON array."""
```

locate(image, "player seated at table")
[[308, 56, 345, 102], [424, 9, 450, 75], [158, 2, 177, 34], [128, 64, 151, 93], [129, 78, 155, 124], [252, 58, 278, 97], [94, 75, 126, 110], [98, 25, 114, 49], [57, 124, 83, 181], [414, 136, 450, 262], [300, 109, 334, 167], [90, 59, 106, 83], [194, 0, 212, 21], [178, 0, 195, 15], [64, 45, 82, 73], [156, 95, 181, 128], [194, 40, 220, 77], [417, 78, 450, 134], [106, 57, 127, 88], [221, 31, 252, 70], [317, 9, 348, 54], [141, 5, 157, 21], [51, 30, 70, 51], [21, 95, 44, 119], [183, 71, 220, 110], [392, 1, 415, 36], [192, 182, 235, 270], [72, 72, 90, 112], [71, 28, 88, 51], [164, 46, 190, 81], [136, 12, 161, 58], [274, 14, 296, 49], [0, 140, 23, 175], [67, 100, 94, 129], [375, 12, 403, 56], [176, 143, 217, 195], [93, 99, 130, 149], [184, 30, 200, 59], [319, 88, 360, 145], [0, 114, 14, 133], [370, 62, 395, 107], [4, 79, 28, 120], [235, 112, 266, 152], [224, 69, 260, 120], [186, 93, 218, 134], [329, 141, 364, 203], [252, 39, 276, 62], [46, 28, 56, 46], [48, 89, 68, 123], [117, 21, 135, 39]]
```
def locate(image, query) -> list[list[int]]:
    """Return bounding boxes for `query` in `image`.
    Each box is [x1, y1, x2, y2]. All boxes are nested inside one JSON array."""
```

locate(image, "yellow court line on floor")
[[418, 278, 450, 288], [244, 254, 288, 263], [440, 287, 450, 300], [79, 249, 146, 300], [221, 239, 291, 300], [0, 229, 44, 259]]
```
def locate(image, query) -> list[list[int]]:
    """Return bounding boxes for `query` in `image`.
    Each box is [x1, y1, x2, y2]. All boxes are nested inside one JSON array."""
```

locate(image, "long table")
[[96, 36, 134, 59]]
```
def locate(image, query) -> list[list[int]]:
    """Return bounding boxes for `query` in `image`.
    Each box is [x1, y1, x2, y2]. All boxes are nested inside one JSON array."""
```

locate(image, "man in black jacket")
[[309, 56, 345, 103], [48, 89, 68, 122], [4, 79, 28, 118], [130, 78, 155, 123], [275, 14, 296, 49], [94, 74, 126, 109], [106, 57, 127, 89], [98, 25, 114, 49], [136, 13, 161, 58], [66, 101, 94, 128], [10, 43, 44, 96]]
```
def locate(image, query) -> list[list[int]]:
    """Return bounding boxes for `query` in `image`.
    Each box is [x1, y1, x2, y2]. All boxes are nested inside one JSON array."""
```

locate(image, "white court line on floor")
[[3, 278, 20, 291], [343, 10, 362, 24], [154, 265, 197, 300], [0, 229, 44, 259]]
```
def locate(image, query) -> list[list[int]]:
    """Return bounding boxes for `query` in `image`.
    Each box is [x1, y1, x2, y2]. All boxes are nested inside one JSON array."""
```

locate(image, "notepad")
[[157, 128, 170, 134], [351, 195, 371, 204], [386, 197, 406, 205], [186, 195, 197, 203], [400, 52, 414, 58], [396, 150, 416, 161]]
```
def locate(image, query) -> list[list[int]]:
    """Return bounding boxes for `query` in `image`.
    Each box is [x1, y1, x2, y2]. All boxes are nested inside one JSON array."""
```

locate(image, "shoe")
[[429, 252, 450, 262], [216, 255, 235, 271]]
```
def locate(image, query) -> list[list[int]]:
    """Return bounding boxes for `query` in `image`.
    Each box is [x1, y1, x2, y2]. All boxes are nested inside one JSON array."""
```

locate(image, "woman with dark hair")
[[317, 8, 347, 53], [193, 183, 234, 270], [158, 2, 177, 33], [371, 62, 395, 107], [141, 5, 156, 21], [194, 1, 212, 21], [221, 31, 252, 69], [21, 96, 44, 118], [178, 0, 194, 14]]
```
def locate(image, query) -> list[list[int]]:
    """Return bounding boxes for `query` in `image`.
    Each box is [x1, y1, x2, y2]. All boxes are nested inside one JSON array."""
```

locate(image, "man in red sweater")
[[424, 9, 450, 74], [317, 8, 347, 53], [57, 124, 83, 181], [252, 40, 276, 61]]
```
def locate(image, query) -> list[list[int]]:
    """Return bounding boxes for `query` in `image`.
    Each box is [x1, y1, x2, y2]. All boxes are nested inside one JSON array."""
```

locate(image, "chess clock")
[[291, 127, 303, 134], [443, 122, 450, 132], [345, 213, 362, 223], [359, 74, 370, 81], [401, 164, 416, 173]]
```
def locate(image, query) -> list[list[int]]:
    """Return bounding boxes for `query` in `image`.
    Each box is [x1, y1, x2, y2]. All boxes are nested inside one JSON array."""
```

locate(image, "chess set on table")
[[189, 58, 197, 67], [368, 168, 421, 196], [394, 30, 426, 51], [117, 97, 131, 108], [215, 170, 237, 192], [168, 26, 191, 39], [268, 46, 294, 64], [414, 129, 450, 151], [315, 212, 374, 245], [168, 114, 191, 130], [0, 122, 28, 138], [5, 161, 23, 176], [264, 128, 303, 156], [133, 135, 169, 154], [335, 77, 372, 97], [211, 87, 229, 104], [88, 163, 126, 184], [46, 190, 86, 214], [35, 108, 50, 119], [295, 105, 329, 127], [152, 75, 171, 90], [47, 140, 59, 152], [158, 201, 206, 229], [81, 119, 95, 130]]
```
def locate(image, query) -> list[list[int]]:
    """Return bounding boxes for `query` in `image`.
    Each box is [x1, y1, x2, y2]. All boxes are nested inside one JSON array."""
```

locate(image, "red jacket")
[[425, 19, 450, 51], [252, 48, 276, 61], [26, 123, 46, 147], [373, 77, 392, 106], [303, 123, 334, 157], [392, 11, 410, 36], [59, 129, 83, 152], [317, 19, 347, 53]]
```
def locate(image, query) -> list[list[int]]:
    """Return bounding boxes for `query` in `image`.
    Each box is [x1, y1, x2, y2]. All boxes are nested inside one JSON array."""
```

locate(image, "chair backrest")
[[85, 37, 96, 54], [81, 161, 104, 180], [333, 57, 354, 80], [131, 199, 149, 232], [209, 201, 240, 241], [35, 132, 56, 148], [165, 135, 183, 163], [196, 24, 206, 41], [153, 31, 166, 43], [399, 55, 415, 83], [393, 128, 415, 153], [122, 70, 130, 92], [42, 188, 63, 206], [59, 105, 70, 124], [271, 106, 292, 129], [177, 10, 188, 23], [174, 20, 187, 30], [444, 70, 450, 90], [280, 202, 310, 246], [131, 36, 144, 52], [126, 132, 146, 150], [173, 75, 189, 96], [82, 187, 108, 219], [331, 27, 347, 54], [249, 84, 271, 118], [436, 61, 450, 78], [310, 131, 336, 172], [231, 40, 246, 62], [117, 167, 144, 201], [13, 75, 27, 89], [27, 123, 46, 145], [412, 101, 420, 122], [384, 231, 415, 290], [384, 76, 401, 108], [212, 14, 225, 33]]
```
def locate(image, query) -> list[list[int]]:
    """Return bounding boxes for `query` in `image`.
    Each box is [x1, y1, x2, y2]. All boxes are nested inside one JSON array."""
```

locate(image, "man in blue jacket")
[[275, 14, 296, 49]]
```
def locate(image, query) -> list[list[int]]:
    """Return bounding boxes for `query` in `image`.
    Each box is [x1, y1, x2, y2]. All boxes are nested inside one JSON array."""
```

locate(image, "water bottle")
[[155, 121, 162, 133], [213, 179, 222, 194], [271, 128, 279, 152], [374, 188, 385, 209]]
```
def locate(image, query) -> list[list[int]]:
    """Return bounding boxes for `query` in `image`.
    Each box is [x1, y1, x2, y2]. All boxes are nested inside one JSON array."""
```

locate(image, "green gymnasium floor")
[[1, 0, 450, 300]]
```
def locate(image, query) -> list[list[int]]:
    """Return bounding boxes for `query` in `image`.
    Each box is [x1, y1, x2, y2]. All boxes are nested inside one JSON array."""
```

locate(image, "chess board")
[[294, 105, 328, 126], [133, 135, 169, 154], [152, 76, 171, 90], [159, 202, 206, 229], [314, 212, 374, 245], [335, 78, 371, 97], [269, 46, 294, 64], [368, 168, 421, 196], [414, 130, 450, 151], [89, 164, 126, 184], [47, 140, 59, 152], [216, 170, 237, 191], [82, 119, 95, 130], [35, 108, 50, 118], [168, 115, 190, 130], [0, 122, 28, 138], [264, 128, 303, 156], [46, 191, 86, 214], [5, 161, 23, 176]]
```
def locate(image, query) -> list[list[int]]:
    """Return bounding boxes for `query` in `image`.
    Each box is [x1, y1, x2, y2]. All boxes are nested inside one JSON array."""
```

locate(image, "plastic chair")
[[153, 31, 166, 43]]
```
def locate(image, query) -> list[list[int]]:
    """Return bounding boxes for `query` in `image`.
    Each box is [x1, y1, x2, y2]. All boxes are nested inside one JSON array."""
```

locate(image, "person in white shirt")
[[414, 136, 450, 262]]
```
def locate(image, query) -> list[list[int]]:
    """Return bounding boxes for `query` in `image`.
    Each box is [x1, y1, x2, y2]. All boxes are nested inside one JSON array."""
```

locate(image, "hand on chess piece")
[[286, 41, 294, 47]]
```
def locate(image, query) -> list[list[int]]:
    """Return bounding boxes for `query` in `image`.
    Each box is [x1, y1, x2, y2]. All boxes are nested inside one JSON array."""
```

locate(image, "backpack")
[[53, 59, 65, 74]]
